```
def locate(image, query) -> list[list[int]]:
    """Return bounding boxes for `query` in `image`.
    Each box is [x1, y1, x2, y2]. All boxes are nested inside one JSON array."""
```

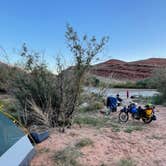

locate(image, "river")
[[84, 87, 159, 98]]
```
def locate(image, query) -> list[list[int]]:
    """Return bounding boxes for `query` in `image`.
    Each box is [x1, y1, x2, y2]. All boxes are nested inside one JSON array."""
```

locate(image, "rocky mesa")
[[90, 58, 166, 81]]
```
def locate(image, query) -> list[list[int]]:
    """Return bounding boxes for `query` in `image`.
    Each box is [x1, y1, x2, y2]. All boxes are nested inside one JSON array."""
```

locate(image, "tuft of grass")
[[124, 126, 143, 133], [100, 164, 108, 166], [38, 148, 50, 153], [148, 135, 165, 140], [75, 138, 93, 148], [112, 127, 121, 132], [74, 116, 100, 126], [74, 115, 108, 128], [117, 159, 136, 166], [53, 147, 82, 166], [79, 101, 104, 113], [109, 122, 121, 132]]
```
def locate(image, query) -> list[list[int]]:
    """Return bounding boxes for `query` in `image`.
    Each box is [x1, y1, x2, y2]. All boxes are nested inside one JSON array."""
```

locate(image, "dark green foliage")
[[136, 78, 156, 89], [152, 68, 166, 104], [152, 94, 165, 105], [153, 68, 166, 96], [110, 78, 156, 89]]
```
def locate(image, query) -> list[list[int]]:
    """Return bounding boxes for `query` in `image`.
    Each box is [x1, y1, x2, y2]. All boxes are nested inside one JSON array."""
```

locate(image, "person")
[[116, 94, 123, 106], [106, 96, 117, 114], [116, 94, 123, 102], [127, 90, 129, 98]]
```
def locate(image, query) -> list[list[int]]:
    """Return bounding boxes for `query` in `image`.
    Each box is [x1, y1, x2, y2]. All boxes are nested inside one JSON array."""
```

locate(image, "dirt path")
[[30, 106, 166, 166]]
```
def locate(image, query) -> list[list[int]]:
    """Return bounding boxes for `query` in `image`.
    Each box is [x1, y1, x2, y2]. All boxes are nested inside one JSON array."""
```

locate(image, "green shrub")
[[152, 94, 165, 105], [152, 68, 166, 103]]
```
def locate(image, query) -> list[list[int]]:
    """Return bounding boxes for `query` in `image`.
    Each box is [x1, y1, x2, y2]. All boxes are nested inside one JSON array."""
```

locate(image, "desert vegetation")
[[0, 24, 109, 132], [152, 68, 166, 105]]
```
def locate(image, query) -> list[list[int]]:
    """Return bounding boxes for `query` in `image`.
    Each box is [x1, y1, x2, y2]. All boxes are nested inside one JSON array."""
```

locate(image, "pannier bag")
[[145, 109, 152, 118]]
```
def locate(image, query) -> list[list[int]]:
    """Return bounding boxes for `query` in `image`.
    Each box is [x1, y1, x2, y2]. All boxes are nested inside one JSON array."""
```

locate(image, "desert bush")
[[152, 68, 166, 104], [152, 94, 165, 105], [11, 25, 108, 130], [11, 44, 58, 127]]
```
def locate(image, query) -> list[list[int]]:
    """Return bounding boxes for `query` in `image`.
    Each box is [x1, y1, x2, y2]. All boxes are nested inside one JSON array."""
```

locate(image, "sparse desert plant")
[[147, 135, 164, 140], [79, 101, 104, 113], [53, 147, 82, 166], [38, 148, 50, 154], [109, 122, 121, 132], [75, 138, 93, 148], [74, 116, 102, 127], [74, 115, 109, 128], [124, 125, 143, 133], [117, 159, 136, 166]]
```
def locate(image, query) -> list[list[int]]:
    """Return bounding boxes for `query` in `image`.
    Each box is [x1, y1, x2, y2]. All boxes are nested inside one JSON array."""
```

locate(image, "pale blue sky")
[[0, 0, 166, 70]]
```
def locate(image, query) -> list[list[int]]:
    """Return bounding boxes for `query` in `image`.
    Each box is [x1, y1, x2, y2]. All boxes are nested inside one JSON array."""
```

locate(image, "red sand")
[[30, 106, 166, 166]]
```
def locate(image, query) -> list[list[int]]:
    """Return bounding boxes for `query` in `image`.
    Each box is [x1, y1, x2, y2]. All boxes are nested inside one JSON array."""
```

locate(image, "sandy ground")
[[30, 106, 166, 166]]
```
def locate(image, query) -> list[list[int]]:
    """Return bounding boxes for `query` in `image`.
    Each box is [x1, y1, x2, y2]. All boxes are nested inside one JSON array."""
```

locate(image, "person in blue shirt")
[[106, 94, 123, 114], [106, 96, 117, 114]]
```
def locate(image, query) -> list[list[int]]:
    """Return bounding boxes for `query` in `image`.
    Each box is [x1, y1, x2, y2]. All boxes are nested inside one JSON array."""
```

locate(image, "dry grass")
[[75, 138, 93, 148], [117, 158, 136, 166], [53, 147, 82, 166]]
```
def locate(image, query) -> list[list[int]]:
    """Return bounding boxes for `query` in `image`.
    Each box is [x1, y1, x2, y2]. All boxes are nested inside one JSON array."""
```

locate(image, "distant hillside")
[[91, 58, 166, 81]]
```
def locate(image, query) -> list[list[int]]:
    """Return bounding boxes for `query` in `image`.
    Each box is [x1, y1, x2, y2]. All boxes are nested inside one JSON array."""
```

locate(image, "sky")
[[0, 0, 166, 70]]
